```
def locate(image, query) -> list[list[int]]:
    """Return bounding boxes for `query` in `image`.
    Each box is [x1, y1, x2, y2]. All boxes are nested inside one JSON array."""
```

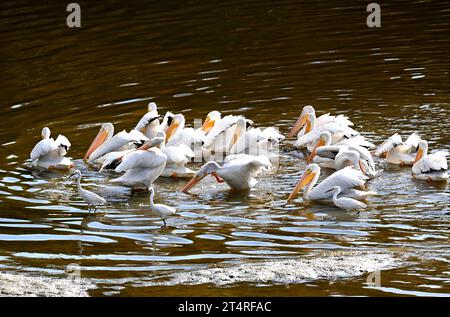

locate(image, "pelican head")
[[84, 123, 114, 160], [165, 114, 185, 141], [287, 163, 320, 202], [414, 140, 428, 163], [148, 102, 157, 112], [201, 111, 221, 133], [41, 127, 51, 139], [306, 131, 332, 163], [288, 105, 316, 138], [181, 161, 221, 193]]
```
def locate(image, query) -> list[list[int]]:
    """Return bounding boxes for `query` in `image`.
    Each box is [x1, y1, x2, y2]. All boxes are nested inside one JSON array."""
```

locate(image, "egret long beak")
[[181, 175, 206, 193], [287, 171, 315, 202], [306, 138, 325, 163], [201, 116, 215, 133], [84, 127, 109, 160], [414, 148, 424, 163], [288, 113, 308, 138], [165, 120, 180, 142]]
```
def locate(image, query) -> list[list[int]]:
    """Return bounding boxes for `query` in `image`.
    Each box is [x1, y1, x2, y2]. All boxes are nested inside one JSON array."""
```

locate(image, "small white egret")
[[326, 186, 367, 212], [149, 187, 176, 227], [70, 170, 106, 212]]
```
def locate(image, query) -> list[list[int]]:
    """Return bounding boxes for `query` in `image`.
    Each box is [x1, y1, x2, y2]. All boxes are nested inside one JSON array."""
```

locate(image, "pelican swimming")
[[292, 112, 359, 151], [198, 111, 222, 134], [374, 132, 421, 165], [108, 134, 167, 189], [181, 154, 272, 192], [70, 170, 106, 212], [288, 105, 354, 139], [202, 115, 252, 157], [148, 187, 176, 227], [84, 123, 148, 163], [412, 140, 448, 182], [326, 186, 367, 212], [287, 164, 376, 203], [30, 127, 73, 171], [229, 126, 285, 157], [159, 113, 209, 155], [307, 131, 381, 178], [151, 131, 196, 178]]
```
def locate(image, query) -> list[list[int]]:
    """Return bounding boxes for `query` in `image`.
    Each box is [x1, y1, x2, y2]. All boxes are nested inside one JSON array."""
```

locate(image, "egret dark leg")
[[161, 219, 167, 228]]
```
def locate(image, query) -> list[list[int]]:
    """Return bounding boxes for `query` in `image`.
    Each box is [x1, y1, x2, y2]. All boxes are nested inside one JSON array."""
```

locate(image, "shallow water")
[[0, 1, 449, 296]]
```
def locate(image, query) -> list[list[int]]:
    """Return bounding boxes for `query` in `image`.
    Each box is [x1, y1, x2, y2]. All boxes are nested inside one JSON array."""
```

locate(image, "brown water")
[[1, 0, 449, 296]]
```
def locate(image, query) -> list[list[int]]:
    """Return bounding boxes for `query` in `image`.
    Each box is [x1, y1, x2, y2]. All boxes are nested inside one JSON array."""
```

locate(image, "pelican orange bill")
[[287, 170, 315, 202], [288, 113, 308, 139], [84, 127, 109, 160]]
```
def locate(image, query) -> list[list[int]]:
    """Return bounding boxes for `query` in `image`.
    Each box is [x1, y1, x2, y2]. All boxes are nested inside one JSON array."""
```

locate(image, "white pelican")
[[287, 164, 376, 203], [327, 186, 367, 212], [293, 112, 359, 151], [134, 102, 161, 139], [288, 105, 354, 139], [198, 111, 222, 134], [108, 134, 167, 189], [30, 127, 73, 171], [412, 140, 448, 182], [202, 115, 252, 155], [181, 154, 272, 192], [307, 131, 381, 178], [164, 113, 186, 143], [84, 123, 148, 163], [229, 126, 285, 161], [374, 133, 421, 165], [149, 187, 176, 227], [70, 170, 106, 212], [151, 131, 195, 178], [164, 113, 208, 152]]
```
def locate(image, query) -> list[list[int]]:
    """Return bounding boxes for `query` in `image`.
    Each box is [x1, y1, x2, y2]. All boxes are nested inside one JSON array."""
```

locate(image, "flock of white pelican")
[[29, 103, 449, 225]]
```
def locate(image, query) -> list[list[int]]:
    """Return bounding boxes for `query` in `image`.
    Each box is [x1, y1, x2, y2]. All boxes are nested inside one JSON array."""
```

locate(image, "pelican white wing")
[[115, 148, 167, 173], [310, 167, 368, 200], [295, 122, 359, 148], [412, 151, 448, 175], [30, 139, 58, 161], [374, 133, 402, 156]]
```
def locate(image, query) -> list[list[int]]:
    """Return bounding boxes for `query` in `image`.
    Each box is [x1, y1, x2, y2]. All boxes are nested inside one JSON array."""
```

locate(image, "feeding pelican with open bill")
[[412, 140, 448, 182], [30, 127, 74, 171], [287, 164, 376, 203], [288, 105, 354, 139], [148, 187, 176, 227], [84, 123, 148, 163], [374, 132, 421, 165], [106, 133, 167, 190], [326, 186, 368, 212], [70, 170, 106, 213], [181, 154, 272, 192]]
